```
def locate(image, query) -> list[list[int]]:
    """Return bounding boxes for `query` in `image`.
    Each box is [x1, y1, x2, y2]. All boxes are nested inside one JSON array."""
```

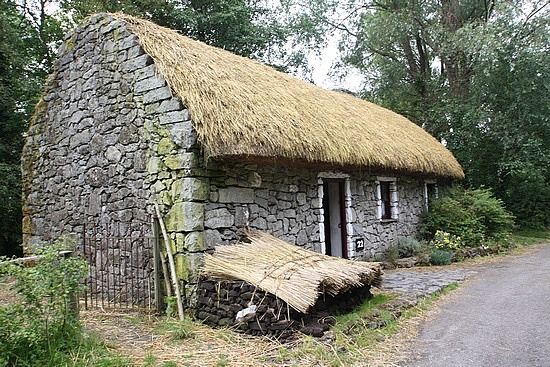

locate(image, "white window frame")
[[375, 177, 398, 221]]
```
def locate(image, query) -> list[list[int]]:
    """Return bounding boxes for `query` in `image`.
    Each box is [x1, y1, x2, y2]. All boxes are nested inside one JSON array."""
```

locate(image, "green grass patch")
[[155, 318, 196, 341], [511, 229, 550, 246], [56, 332, 132, 367], [283, 285, 460, 366]]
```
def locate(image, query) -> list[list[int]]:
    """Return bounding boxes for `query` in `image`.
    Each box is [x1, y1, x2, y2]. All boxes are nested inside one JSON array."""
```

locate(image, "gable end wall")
[[21, 14, 206, 304]]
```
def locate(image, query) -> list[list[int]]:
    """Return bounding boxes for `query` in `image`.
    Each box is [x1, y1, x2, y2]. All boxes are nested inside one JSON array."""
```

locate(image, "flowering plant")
[[431, 230, 463, 251]]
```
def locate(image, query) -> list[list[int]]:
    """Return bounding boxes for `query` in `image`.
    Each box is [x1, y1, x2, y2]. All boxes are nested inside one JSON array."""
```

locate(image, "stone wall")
[[205, 163, 428, 259], [205, 163, 323, 252], [349, 177, 426, 258], [196, 277, 372, 339], [21, 14, 205, 303]]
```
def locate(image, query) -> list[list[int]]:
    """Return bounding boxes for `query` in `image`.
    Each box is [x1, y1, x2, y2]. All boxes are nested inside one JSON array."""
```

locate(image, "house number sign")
[[355, 238, 365, 251]]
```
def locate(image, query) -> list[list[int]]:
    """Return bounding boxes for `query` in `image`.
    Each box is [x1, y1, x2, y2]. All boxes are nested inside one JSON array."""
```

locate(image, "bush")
[[421, 188, 514, 246], [430, 249, 453, 265], [397, 237, 427, 258], [0, 243, 87, 366]]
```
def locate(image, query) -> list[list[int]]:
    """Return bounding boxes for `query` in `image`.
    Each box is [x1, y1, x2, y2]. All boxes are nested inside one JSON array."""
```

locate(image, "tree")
[[60, 0, 294, 60], [304, 0, 549, 228], [0, 0, 47, 256]]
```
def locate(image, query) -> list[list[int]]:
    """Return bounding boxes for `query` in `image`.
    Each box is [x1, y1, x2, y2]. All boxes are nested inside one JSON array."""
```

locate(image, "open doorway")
[[322, 179, 348, 258]]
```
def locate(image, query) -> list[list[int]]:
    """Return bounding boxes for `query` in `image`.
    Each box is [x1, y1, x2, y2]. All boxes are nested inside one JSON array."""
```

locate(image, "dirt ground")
[[81, 309, 283, 366]]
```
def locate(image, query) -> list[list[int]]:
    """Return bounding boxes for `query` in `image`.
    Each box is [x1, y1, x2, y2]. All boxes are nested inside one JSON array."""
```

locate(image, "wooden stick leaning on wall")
[[154, 202, 185, 321]]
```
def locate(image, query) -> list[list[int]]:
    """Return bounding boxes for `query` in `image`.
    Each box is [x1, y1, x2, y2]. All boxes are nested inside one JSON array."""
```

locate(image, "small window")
[[376, 178, 398, 221], [424, 182, 438, 210], [380, 181, 392, 219]]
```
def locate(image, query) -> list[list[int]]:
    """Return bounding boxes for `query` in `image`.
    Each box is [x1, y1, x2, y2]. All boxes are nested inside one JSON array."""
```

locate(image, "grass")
[[510, 229, 550, 247], [54, 332, 132, 367], [155, 318, 196, 341], [281, 284, 459, 366]]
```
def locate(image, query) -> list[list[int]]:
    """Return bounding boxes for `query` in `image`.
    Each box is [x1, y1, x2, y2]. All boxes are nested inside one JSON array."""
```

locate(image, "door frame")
[[318, 172, 352, 259]]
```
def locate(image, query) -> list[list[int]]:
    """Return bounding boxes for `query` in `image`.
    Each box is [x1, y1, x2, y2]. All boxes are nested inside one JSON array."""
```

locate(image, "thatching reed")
[[202, 230, 383, 313], [108, 13, 463, 179]]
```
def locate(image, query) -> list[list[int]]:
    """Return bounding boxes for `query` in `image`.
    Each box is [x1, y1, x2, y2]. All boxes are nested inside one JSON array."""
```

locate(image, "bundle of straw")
[[203, 230, 382, 313]]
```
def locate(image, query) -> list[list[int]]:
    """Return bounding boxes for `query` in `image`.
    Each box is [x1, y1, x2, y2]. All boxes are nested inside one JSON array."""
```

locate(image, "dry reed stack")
[[197, 230, 382, 336]]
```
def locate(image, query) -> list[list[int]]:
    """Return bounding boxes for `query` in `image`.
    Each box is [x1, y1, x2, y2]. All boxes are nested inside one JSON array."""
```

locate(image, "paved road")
[[403, 245, 550, 367]]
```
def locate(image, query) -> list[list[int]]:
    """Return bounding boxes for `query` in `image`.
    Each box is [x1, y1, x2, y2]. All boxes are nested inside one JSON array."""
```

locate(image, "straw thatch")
[[110, 13, 463, 179], [202, 230, 383, 313]]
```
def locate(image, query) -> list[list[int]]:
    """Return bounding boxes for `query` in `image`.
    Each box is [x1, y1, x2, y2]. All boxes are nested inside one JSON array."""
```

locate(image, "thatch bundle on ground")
[[111, 13, 463, 179], [202, 230, 383, 313]]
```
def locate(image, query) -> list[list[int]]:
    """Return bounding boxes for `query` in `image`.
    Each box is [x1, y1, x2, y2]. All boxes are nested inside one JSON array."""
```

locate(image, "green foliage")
[[0, 0, 49, 257], [510, 229, 550, 247], [0, 243, 87, 366], [60, 0, 300, 64], [397, 236, 427, 258], [429, 249, 453, 266], [0, 164, 22, 257], [421, 188, 514, 246], [312, 0, 549, 229], [216, 354, 229, 367]]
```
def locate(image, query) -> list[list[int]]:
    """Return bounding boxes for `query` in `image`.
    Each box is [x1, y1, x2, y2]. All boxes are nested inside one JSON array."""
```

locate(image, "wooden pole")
[[152, 217, 164, 313], [154, 202, 185, 321]]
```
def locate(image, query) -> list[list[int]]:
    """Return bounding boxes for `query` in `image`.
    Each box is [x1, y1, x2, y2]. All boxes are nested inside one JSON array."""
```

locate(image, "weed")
[[161, 361, 178, 367], [510, 229, 550, 246], [384, 244, 400, 264], [142, 353, 157, 367], [397, 237, 428, 258], [216, 354, 228, 367], [156, 318, 195, 341], [0, 242, 88, 366]]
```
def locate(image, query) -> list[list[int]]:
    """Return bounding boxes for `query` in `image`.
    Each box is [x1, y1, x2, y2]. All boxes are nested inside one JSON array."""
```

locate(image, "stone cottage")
[[22, 13, 463, 303]]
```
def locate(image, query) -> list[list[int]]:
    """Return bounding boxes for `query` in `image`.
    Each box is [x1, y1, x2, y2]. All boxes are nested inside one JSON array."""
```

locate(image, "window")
[[376, 178, 398, 221], [424, 181, 438, 210], [380, 181, 392, 219]]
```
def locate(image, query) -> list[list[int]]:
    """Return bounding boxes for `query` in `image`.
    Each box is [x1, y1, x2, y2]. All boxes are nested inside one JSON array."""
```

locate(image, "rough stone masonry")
[[22, 13, 436, 308]]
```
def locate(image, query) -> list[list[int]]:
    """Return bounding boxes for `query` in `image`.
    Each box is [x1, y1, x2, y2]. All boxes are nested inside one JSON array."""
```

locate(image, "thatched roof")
[[203, 231, 383, 313], [110, 13, 463, 179]]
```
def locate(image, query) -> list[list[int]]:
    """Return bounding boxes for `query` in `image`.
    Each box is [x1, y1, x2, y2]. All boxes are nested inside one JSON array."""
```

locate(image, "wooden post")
[[152, 217, 164, 313], [154, 202, 185, 321]]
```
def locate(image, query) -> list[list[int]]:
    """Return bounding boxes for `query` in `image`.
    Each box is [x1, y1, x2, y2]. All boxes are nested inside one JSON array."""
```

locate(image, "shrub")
[[429, 249, 453, 265], [0, 243, 87, 366], [397, 237, 427, 258], [421, 187, 514, 246]]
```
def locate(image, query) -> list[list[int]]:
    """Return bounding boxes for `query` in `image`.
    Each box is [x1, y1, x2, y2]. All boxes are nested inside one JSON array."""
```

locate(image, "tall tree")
[[0, 0, 47, 256], [304, 0, 549, 228]]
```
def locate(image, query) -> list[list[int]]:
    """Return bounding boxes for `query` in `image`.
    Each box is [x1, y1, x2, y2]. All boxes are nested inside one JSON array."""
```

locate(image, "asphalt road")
[[403, 244, 550, 367]]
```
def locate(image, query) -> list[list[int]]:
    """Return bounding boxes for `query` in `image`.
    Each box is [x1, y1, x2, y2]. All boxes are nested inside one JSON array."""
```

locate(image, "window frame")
[[376, 177, 398, 221]]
